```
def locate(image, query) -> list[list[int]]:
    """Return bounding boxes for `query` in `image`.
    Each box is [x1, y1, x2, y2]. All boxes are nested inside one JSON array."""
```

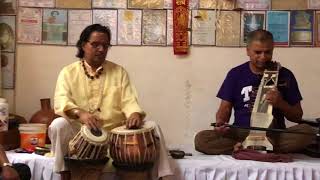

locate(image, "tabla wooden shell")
[[69, 125, 108, 160], [108, 121, 159, 168]]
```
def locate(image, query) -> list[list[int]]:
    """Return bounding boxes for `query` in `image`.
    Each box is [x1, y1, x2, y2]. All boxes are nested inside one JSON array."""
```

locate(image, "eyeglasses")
[[87, 41, 111, 49]]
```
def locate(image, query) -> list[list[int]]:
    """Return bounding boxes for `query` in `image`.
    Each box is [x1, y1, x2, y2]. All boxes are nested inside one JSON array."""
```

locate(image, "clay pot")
[[0, 114, 27, 150], [30, 98, 59, 144], [0, 128, 20, 150]]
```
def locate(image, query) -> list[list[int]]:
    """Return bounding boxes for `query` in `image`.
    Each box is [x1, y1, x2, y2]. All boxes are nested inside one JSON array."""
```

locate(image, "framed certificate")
[[0, 0, 16, 15], [272, 0, 307, 10], [118, 10, 142, 45], [68, 10, 92, 45], [56, 0, 91, 9], [290, 10, 314, 46], [92, 0, 126, 8], [199, 0, 235, 9], [93, 9, 118, 45], [128, 0, 164, 9], [216, 11, 240, 47], [308, 0, 320, 9], [165, 0, 199, 9], [236, 0, 270, 10], [191, 10, 216, 45], [266, 11, 290, 46], [241, 11, 265, 46], [0, 15, 15, 52], [1, 52, 15, 89], [42, 9, 67, 45], [19, 0, 55, 7], [17, 8, 42, 44], [315, 11, 320, 46], [142, 10, 166, 46], [190, 0, 200, 9]]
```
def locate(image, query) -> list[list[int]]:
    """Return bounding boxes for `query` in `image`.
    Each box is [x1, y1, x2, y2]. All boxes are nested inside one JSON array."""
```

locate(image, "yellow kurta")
[[54, 60, 145, 131]]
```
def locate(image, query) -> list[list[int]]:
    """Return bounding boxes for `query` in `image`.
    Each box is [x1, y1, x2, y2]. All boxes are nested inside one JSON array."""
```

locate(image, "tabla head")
[[90, 128, 102, 137], [110, 121, 156, 135], [81, 125, 108, 143]]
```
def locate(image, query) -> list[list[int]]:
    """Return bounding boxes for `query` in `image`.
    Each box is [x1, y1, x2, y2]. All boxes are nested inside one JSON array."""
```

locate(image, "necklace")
[[86, 73, 106, 114], [81, 60, 104, 79], [81, 61, 107, 114]]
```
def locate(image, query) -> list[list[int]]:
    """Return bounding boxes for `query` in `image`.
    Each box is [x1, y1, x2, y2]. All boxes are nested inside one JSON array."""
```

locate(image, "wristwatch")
[[2, 162, 13, 167]]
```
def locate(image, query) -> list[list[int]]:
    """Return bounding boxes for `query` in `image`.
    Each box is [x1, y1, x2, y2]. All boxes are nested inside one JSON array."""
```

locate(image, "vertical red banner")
[[173, 0, 189, 55]]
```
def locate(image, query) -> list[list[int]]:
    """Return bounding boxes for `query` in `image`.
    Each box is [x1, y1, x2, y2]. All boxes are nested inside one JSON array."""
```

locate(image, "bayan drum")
[[109, 121, 159, 169], [68, 125, 108, 160]]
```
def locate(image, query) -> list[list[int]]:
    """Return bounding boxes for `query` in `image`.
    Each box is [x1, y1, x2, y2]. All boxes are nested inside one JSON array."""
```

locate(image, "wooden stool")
[[64, 157, 108, 180], [116, 169, 151, 180]]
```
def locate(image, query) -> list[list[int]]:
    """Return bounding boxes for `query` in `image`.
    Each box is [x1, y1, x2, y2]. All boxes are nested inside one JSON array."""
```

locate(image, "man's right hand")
[[214, 121, 230, 134], [78, 111, 101, 130]]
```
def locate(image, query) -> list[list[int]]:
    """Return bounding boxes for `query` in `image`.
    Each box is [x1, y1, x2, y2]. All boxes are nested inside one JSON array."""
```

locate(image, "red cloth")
[[173, 0, 189, 55], [232, 149, 293, 163]]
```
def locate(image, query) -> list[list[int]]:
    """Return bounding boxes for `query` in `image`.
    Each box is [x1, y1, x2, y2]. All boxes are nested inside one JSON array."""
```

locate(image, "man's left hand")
[[233, 142, 243, 152], [265, 87, 285, 108], [2, 166, 20, 180], [126, 112, 143, 129]]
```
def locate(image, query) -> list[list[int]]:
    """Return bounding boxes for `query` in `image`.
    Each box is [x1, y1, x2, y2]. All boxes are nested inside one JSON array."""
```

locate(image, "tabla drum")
[[109, 121, 159, 170], [68, 125, 108, 160]]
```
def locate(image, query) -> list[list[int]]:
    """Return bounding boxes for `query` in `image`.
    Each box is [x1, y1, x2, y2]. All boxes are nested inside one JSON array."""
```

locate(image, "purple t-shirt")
[[217, 61, 302, 129]]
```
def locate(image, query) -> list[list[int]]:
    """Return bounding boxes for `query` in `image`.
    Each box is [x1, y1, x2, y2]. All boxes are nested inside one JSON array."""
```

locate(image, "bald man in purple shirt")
[[194, 29, 314, 155]]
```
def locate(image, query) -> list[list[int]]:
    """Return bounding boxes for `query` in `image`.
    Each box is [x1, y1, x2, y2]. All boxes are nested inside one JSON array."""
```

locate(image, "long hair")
[[75, 24, 112, 58]]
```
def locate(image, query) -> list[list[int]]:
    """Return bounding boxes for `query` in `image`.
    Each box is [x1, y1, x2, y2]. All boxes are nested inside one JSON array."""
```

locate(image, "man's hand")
[[2, 166, 20, 180], [78, 111, 101, 130], [233, 142, 243, 152], [214, 120, 230, 135], [265, 87, 285, 108], [126, 112, 143, 129]]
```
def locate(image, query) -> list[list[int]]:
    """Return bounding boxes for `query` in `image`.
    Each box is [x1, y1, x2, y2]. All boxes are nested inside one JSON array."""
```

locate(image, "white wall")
[[14, 45, 320, 146]]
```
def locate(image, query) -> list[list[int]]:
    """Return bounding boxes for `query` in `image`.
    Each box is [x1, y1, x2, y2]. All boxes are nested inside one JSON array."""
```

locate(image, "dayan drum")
[[109, 121, 159, 169], [68, 125, 108, 160]]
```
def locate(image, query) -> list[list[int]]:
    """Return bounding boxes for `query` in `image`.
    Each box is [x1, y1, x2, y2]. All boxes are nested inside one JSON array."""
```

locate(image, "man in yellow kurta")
[[49, 24, 146, 179], [54, 54, 145, 131]]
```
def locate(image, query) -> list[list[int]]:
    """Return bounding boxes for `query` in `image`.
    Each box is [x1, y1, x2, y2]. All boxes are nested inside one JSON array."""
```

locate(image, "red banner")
[[173, 0, 189, 55]]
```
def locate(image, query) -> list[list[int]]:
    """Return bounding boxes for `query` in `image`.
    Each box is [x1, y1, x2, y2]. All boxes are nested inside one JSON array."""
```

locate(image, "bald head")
[[247, 29, 274, 46]]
